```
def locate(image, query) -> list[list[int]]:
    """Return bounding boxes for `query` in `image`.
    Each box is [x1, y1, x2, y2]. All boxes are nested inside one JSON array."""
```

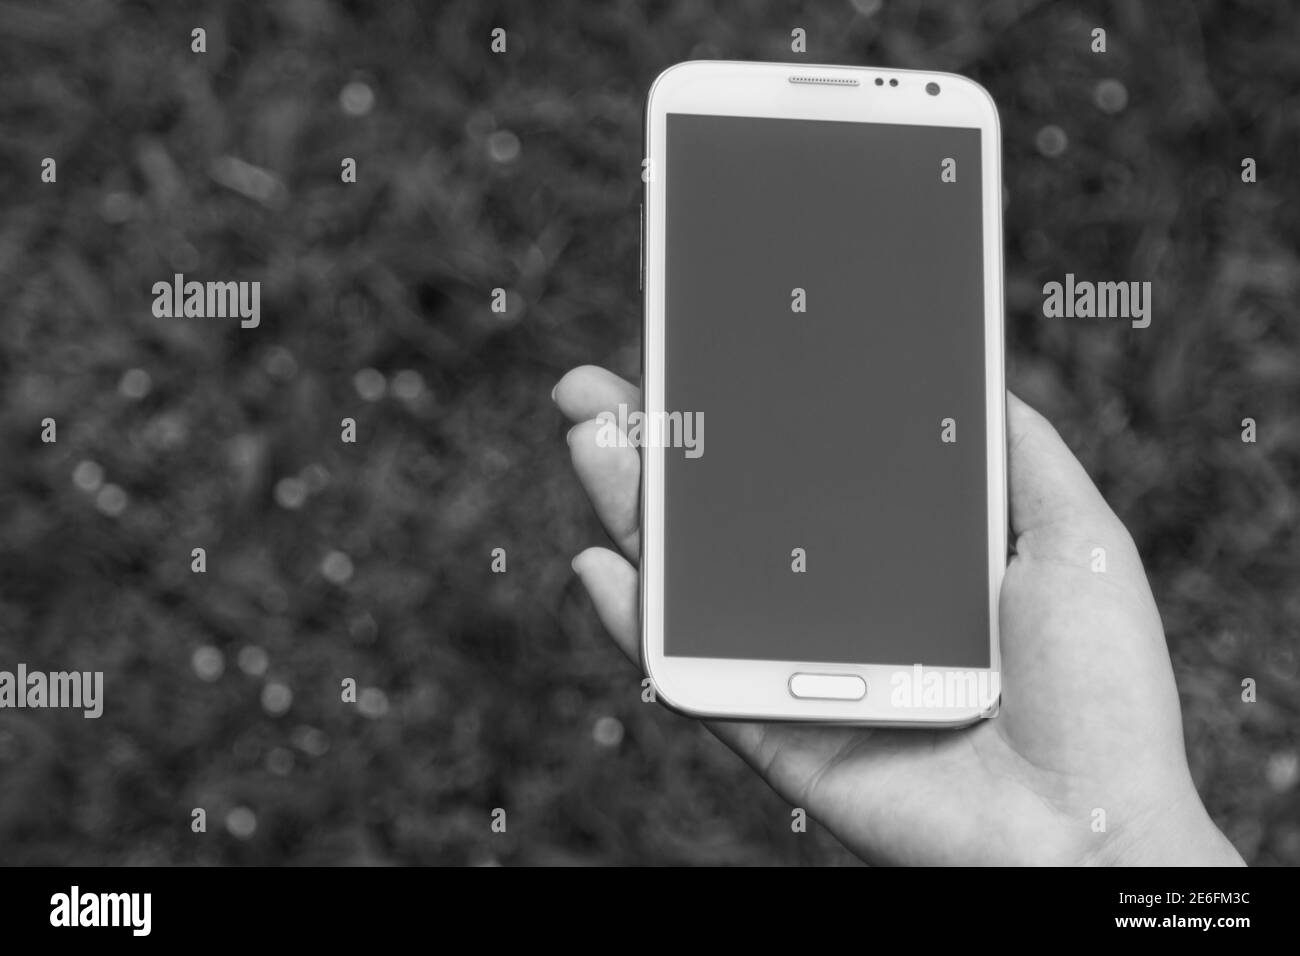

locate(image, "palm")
[[736, 549, 1177, 865]]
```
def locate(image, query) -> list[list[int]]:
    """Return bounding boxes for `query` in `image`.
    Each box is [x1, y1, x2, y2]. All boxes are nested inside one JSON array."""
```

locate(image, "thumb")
[[1006, 392, 1129, 560]]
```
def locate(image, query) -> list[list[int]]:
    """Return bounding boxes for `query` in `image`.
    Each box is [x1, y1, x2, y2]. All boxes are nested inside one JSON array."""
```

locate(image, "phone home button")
[[788, 673, 867, 701]]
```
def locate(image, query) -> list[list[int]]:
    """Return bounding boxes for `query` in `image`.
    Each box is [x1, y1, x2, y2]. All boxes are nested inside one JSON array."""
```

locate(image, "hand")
[[555, 364, 1244, 866]]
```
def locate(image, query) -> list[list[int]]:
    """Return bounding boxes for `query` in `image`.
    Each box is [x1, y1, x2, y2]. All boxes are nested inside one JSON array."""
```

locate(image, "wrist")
[[1090, 786, 1244, 866]]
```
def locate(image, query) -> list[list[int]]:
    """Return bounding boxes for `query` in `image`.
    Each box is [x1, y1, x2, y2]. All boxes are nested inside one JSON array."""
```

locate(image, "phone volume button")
[[638, 201, 644, 292]]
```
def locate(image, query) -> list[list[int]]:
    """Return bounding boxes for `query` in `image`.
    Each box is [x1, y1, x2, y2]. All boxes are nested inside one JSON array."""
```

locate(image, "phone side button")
[[788, 673, 867, 701]]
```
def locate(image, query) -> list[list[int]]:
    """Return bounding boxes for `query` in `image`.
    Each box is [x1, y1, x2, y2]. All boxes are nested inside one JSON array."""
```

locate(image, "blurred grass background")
[[0, 0, 1296, 864]]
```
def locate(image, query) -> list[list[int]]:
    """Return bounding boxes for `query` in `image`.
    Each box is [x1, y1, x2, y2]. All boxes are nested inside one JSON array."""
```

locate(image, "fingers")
[[1006, 392, 1130, 555], [554, 365, 640, 422], [571, 546, 640, 663], [567, 421, 640, 558], [555, 366, 642, 560]]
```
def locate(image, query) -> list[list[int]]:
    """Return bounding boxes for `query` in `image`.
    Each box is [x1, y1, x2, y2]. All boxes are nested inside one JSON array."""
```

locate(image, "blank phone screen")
[[661, 112, 990, 667]]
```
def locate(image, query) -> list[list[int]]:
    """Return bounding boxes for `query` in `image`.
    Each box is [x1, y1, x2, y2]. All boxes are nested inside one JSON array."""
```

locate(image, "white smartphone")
[[640, 61, 1007, 726]]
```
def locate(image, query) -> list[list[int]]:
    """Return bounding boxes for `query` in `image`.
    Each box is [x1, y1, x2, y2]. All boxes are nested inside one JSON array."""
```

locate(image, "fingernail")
[[570, 554, 582, 575], [550, 384, 558, 403], [566, 424, 578, 446]]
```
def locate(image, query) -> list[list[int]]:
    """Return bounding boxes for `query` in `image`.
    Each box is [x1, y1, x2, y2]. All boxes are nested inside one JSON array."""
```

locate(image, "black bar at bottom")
[[0, 864, 1274, 943]]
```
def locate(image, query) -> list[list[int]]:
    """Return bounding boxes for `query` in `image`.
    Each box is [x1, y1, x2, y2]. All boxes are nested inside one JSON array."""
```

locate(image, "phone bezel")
[[641, 60, 1007, 725]]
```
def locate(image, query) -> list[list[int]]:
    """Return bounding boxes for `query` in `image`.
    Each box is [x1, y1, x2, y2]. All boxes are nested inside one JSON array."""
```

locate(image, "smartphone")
[[640, 61, 1007, 726]]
